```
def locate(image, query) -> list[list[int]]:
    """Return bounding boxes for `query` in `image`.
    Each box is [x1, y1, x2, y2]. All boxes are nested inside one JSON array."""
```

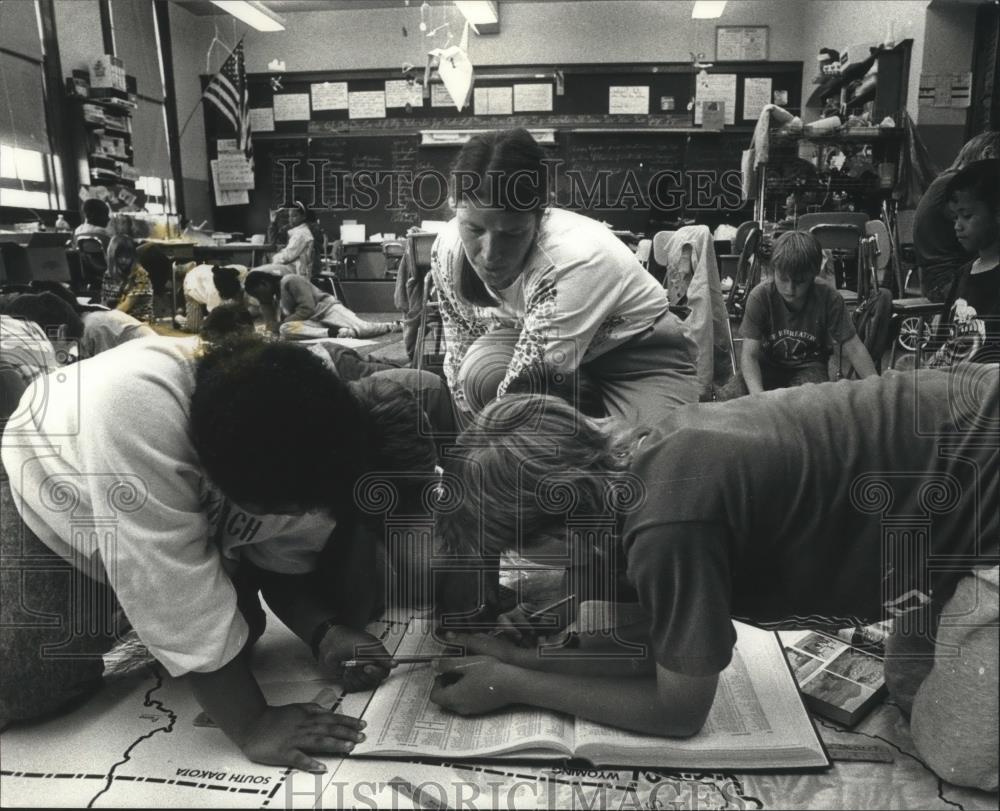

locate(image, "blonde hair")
[[436, 395, 642, 559]]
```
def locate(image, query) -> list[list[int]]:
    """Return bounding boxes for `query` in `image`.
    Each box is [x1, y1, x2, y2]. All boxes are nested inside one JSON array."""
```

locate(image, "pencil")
[[487, 593, 576, 637], [342, 594, 576, 668]]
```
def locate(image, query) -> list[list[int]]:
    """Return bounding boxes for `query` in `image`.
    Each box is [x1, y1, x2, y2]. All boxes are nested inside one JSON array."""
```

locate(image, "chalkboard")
[[259, 134, 452, 235], [208, 62, 800, 232], [236, 127, 752, 238]]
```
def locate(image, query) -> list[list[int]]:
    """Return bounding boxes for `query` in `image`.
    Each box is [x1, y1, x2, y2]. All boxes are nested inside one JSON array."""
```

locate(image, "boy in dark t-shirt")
[[934, 159, 1000, 364], [736, 231, 876, 394]]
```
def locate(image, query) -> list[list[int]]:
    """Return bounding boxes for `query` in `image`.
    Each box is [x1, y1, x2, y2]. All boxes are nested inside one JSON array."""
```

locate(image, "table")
[[0, 231, 73, 285], [192, 242, 276, 267], [138, 240, 275, 268]]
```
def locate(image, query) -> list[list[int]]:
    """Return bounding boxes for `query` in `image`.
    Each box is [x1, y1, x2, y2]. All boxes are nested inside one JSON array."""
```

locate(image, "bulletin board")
[[202, 62, 801, 234]]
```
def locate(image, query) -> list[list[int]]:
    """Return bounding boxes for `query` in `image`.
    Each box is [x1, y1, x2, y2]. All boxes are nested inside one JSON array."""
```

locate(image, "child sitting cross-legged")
[[730, 230, 877, 396]]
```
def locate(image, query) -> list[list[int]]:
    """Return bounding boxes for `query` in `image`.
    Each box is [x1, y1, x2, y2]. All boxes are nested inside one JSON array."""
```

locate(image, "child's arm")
[[841, 334, 878, 378], [442, 627, 658, 677], [256, 569, 394, 692], [740, 337, 765, 394], [430, 656, 717, 738], [186, 650, 365, 772]]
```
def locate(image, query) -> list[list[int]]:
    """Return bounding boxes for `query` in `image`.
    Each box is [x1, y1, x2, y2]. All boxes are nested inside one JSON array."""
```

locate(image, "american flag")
[[203, 39, 252, 168]]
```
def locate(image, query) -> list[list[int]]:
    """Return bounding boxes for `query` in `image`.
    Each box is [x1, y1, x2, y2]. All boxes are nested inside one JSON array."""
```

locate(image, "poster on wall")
[[215, 150, 255, 190], [513, 83, 553, 112], [716, 26, 769, 61], [210, 159, 249, 206], [430, 83, 455, 107], [311, 81, 349, 111], [272, 94, 311, 121], [608, 86, 649, 115], [695, 73, 736, 125], [348, 90, 387, 119], [743, 77, 772, 120], [248, 108, 274, 132], [474, 86, 513, 115], [385, 80, 424, 108]]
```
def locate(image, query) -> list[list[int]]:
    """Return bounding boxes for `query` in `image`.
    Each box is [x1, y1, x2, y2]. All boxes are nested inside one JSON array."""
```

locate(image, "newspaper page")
[[352, 620, 573, 759]]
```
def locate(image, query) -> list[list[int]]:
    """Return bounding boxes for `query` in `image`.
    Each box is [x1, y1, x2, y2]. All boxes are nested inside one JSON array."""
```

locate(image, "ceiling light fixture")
[[691, 1, 727, 19], [210, 0, 286, 32], [453, 0, 499, 34]]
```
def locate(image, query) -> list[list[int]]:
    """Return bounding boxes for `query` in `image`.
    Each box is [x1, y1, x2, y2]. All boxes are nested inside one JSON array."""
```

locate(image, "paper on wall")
[[215, 152, 254, 190], [513, 83, 553, 112], [385, 79, 424, 108], [210, 159, 249, 206], [248, 108, 274, 132], [608, 86, 649, 115], [474, 86, 513, 115], [311, 81, 349, 111], [695, 73, 736, 125], [272, 94, 310, 121], [348, 90, 387, 119], [742, 77, 772, 121], [216, 138, 238, 152], [430, 82, 455, 107]]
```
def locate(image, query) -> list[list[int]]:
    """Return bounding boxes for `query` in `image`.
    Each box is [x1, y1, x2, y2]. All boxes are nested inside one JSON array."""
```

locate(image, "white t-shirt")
[[183, 264, 249, 311], [0, 336, 335, 676], [431, 208, 669, 409]]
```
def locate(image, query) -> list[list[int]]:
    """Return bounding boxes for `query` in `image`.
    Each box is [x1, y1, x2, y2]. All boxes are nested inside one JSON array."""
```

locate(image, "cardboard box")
[[90, 55, 126, 91]]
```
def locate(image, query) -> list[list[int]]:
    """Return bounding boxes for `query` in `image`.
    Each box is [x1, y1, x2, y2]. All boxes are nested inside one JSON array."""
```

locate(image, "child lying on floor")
[[432, 364, 998, 791]]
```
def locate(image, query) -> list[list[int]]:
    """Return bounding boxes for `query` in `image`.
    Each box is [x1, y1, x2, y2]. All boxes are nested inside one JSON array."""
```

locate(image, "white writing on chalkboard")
[[273, 94, 311, 121], [608, 86, 649, 115], [348, 91, 387, 120], [311, 82, 348, 111]]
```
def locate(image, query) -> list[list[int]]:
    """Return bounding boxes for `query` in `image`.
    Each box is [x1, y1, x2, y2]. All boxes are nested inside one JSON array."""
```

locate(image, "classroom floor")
[[1, 605, 996, 810]]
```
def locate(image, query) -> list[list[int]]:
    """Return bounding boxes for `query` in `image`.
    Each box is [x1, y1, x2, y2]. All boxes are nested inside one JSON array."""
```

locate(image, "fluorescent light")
[[692, 1, 727, 18], [454, 1, 498, 25], [211, 1, 286, 32]]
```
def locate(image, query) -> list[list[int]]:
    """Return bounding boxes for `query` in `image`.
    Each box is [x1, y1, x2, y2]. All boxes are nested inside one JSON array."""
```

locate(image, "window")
[[136, 174, 177, 215], [0, 1, 62, 210], [0, 144, 59, 210]]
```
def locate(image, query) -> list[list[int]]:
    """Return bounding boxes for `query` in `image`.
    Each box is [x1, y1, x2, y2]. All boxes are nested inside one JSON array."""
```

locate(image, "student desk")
[[341, 241, 387, 279], [0, 231, 72, 285]]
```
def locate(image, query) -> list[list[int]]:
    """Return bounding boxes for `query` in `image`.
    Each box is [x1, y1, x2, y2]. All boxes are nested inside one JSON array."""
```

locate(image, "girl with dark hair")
[[254, 201, 316, 278], [1, 333, 453, 771], [431, 128, 698, 424]]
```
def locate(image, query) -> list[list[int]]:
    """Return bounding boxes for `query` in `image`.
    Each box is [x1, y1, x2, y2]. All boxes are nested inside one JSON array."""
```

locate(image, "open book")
[[352, 619, 829, 771]]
